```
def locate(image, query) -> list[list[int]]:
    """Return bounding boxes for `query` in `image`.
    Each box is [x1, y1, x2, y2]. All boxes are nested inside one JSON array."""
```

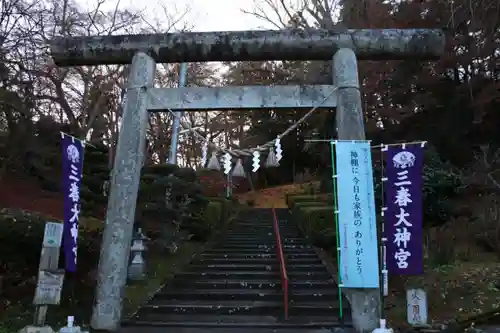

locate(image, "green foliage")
[[80, 146, 110, 216], [188, 202, 221, 241], [208, 197, 233, 224], [286, 193, 332, 208], [293, 201, 331, 210], [137, 163, 203, 220], [288, 146, 461, 251], [142, 163, 179, 176], [0, 208, 101, 329], [0, 209, 101, 276], [421, 147, 463, 223], [294, 206, 336, 249], [186, 199, 234, 241], [0, 325, 14, 333], [287, 194, 337, 249], [373, 145, 462, 226]]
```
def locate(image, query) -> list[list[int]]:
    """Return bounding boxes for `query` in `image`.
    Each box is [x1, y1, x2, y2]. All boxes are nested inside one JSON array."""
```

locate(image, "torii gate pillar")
[[334, 48, 379, 331], [89, 52, 156, 331]]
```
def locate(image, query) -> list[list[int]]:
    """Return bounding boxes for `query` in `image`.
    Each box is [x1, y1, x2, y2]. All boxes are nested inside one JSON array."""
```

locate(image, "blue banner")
[[335, 141, 380, 288], [61, 133, 84, 272]]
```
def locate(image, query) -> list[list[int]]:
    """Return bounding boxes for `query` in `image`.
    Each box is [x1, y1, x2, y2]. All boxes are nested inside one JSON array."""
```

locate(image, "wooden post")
[[33, 222, 65, 326], [333, 48, 381, 332]]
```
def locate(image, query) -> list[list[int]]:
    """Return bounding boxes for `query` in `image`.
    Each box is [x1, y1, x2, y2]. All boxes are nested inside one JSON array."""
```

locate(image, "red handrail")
[[272, 207, 289, 319]]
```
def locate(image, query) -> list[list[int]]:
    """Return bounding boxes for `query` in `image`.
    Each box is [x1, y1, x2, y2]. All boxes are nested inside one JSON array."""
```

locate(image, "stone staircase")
[[274, 208, 351, 325], [121, 208, 351, 332]]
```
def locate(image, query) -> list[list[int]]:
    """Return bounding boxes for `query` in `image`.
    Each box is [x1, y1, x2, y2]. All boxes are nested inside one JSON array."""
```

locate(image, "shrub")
[[0, 208, 101, 277], [187, 201, 221, 241], [420, 147, 462, 223], [286, 194, 332, 208], [294, 206, 337, 249], [371, 145, 462, 226], [292, 201, 330, 211], [0, 208, 101, 326], [208, 197, 233, 224], [186, 199, 234, 241]]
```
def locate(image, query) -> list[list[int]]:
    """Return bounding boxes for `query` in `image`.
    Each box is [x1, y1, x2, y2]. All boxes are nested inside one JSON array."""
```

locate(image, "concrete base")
[[343, 289, 381, 333], [19, 325, 55, 333]]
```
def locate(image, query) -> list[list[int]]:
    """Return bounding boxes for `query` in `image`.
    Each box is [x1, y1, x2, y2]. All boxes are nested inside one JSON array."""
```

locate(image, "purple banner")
[[61, 134, 84, 272], [384, 145, 424, 275]]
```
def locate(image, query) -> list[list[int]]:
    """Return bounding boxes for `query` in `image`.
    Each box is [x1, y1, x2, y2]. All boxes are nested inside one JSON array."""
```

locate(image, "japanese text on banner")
[[61, 134, 84, 272], [335, 141, 379, 288], [384, 145, 424, 275]]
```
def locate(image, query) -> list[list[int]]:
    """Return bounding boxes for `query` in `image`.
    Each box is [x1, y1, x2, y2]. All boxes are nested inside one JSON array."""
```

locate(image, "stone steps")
[[121, 208, 351, 331]]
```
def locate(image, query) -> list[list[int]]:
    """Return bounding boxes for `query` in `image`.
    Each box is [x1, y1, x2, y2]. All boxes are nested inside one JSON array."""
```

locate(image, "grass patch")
[[123, 241, 204, 316], [387, 260, 500, 328], [0, 326, 15, 333], [385, 200, 500, 329]]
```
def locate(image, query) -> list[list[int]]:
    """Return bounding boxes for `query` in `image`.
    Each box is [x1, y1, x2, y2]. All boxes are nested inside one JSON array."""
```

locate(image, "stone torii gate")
[[49, 28, 445, 333]]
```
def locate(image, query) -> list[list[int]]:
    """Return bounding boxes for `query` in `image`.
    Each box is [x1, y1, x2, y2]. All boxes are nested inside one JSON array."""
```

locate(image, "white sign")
[[33, 270, 65, 305], [42, 222, 64, 248], [407, 288, 428, 325]]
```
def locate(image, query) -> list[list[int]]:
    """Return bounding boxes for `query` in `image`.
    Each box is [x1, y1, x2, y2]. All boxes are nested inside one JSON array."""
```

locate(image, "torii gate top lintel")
[[50, 28, 446, 66]]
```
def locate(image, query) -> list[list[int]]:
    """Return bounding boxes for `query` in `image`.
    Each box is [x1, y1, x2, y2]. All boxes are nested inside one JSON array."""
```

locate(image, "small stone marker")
[[33, 222, 65, 326], [407, 288, 428, 326], [33, 270, 65, 305]]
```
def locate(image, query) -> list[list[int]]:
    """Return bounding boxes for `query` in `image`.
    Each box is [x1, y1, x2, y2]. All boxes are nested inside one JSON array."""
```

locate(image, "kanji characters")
[[394, 248, 411, 268], [395, 187, 412, 206], [351, 149, 363, 276], [394, 227, 411, 247], [392, 151, 414, 271], [395, 207, 412, 227], [62, 135, 83, 272], [69, 203, 80, 223], [69, 182, 80, 202]]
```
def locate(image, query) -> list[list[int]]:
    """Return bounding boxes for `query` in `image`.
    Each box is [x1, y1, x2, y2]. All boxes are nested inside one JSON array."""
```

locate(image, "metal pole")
[[168, 62, 188, 164]]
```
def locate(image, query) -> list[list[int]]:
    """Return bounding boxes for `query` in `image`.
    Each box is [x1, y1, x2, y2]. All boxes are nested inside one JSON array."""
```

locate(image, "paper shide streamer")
[[207, 151, 220, 171], [265, 147, 279, 167], [232, 158, 245, 177]]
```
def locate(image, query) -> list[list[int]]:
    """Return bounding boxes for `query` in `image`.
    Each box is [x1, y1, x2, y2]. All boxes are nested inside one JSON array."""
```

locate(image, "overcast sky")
[[80, 0, 273, 32]]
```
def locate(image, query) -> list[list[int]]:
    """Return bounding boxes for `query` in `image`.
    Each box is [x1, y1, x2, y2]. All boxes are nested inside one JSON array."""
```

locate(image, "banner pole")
[[329, 140, 343, 321], [379, 144, 389, 320]]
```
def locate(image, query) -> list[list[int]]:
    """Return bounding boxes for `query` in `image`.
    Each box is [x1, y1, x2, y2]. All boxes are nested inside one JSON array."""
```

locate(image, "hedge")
[[286, 194, 333, 209], [292, 201, 331, 212], [290, 192, 373, 251], [186, 198, 235, 241], [291, 203, 338, 250]]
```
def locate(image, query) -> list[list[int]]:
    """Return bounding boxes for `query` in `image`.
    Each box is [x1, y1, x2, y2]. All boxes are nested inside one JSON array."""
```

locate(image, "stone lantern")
[[128, 227, 148, 282]]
